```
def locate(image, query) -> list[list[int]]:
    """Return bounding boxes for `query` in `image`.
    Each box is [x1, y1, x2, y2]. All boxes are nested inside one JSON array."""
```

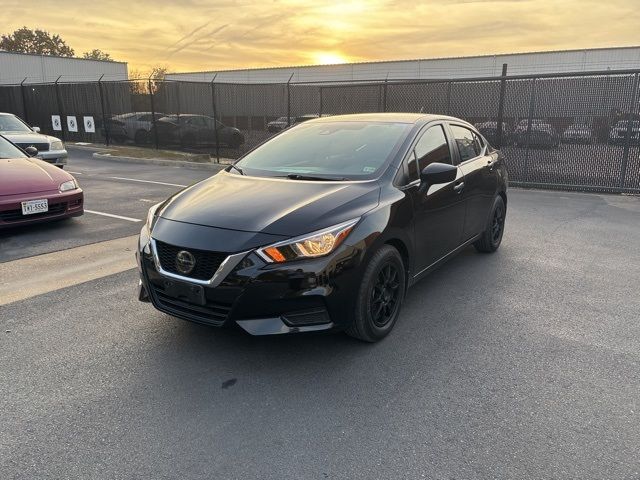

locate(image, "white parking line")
[[108, 176, 187, 187], [85, 210, 141, 222]]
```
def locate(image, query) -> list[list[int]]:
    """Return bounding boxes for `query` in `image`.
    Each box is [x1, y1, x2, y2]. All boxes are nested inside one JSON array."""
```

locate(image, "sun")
[[313, 52, 349, 65]]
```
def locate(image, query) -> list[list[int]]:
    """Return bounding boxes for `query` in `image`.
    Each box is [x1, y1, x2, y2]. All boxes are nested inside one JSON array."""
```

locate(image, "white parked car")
[[608, 120, 640, 146], [105, 112, 166, 144], [0, 112, 67, 168], [563, 124, 594, 144]]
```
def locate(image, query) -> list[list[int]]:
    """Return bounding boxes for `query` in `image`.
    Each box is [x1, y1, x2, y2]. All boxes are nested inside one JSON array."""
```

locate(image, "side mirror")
[[24, 146, 39, 157], [420, 162, 458, 186], [32, 126, 41, 133]]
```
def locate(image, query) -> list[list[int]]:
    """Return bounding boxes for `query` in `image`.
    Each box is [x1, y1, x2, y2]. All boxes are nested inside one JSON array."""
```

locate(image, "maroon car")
[[0, 135, 83, 228]]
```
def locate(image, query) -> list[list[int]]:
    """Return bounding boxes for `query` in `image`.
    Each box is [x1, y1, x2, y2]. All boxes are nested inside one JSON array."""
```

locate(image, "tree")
[[82, 49, 113, 61], [149, 66, 168, 82], [128, 65, 169, 94], [0, 27, 74, 57]]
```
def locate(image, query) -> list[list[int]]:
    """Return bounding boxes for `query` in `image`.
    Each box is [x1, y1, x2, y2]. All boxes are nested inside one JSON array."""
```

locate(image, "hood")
[[0, 157, 73, 195], [159, 170, 381, 236], [2, 132, 58, 144]]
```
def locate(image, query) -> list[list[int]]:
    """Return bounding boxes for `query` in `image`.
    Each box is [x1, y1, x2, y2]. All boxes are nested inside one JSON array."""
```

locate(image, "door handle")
[[453, 181, 465, 193]]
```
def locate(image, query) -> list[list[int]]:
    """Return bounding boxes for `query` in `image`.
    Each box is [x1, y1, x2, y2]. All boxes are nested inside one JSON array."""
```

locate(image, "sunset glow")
[[313, 52, 349, 65], [0, 0, 638, 73]]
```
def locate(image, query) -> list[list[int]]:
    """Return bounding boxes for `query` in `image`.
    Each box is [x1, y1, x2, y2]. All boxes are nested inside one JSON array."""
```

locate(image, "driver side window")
[[407, 125, 452, 181]]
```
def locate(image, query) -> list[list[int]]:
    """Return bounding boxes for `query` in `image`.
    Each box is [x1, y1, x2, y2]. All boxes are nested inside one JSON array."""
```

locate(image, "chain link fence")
[[1, 69, 639, 193]]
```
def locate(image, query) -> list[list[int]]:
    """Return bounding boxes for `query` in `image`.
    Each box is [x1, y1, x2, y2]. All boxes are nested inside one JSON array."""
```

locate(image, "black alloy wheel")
[[491, 203, 505, 245], [474, 195, 506, 253], [347, 245, 406, 342], [370, 263, 401, 328]]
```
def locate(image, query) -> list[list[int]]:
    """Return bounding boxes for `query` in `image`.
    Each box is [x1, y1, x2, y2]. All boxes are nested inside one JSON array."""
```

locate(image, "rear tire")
[[229, 134, 242, 149], [474, 195, 506, 253], [346, 245, 406, 343]]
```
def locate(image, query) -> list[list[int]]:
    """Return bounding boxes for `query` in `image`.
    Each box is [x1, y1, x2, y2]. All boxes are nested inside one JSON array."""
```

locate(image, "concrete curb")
[[92, 152, 226, 171]]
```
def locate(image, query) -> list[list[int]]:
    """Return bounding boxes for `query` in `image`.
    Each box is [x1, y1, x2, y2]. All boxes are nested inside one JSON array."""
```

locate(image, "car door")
[[448, 123, 497, 240], [402, 123, 466, 274]]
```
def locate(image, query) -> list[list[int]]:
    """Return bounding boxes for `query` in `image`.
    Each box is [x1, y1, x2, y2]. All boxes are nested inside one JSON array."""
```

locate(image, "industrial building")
[[166, 46, 640, 83], [0, 51, 128, 85]]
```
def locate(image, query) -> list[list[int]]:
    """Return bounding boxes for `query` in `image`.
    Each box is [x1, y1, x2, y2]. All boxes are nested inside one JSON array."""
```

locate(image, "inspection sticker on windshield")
[[22, 199, 48, 215], [363, 166, 376, 173]]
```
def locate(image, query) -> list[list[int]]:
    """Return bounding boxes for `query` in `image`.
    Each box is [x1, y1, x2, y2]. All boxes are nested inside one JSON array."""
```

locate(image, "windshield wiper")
[[228, 164, 244, 175], [284, 174, 348, 181]]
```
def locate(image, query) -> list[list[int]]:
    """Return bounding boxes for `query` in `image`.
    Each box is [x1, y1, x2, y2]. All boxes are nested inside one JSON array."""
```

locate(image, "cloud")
[[168, 21, 210, 49], [0, 0, 638, 72]]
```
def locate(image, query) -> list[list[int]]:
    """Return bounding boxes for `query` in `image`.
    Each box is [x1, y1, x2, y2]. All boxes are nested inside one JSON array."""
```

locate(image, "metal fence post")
[[495, 63, 508, 149], [319, 86, 323, 116], [210, 74, 219, 162], [20, 78, 29, 124], [382, 78, 388, 112], [286, 73, 294, 127], [97, 75, 110, 146], [523, 77, 538, 183], [54, 76, 66, 142], [446, 81, 452, 115], [148, 77, 159, 150], [175, 81, 183, 148], [620, 72, 639, 191]]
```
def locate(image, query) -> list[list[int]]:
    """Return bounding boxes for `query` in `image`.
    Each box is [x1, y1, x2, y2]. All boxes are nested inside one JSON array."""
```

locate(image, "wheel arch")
[[498, 189, 507, 209]]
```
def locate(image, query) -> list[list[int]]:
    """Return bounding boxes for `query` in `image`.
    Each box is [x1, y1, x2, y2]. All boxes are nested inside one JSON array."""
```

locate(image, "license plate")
[[162, 279, 206, 306], [21, 199, 48, 215]]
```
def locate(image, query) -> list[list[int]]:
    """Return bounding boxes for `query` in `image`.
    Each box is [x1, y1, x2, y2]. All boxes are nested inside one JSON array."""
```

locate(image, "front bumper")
[[137, 231, 365, 335], [38, 149, 68, 166], [0, 188, 83, 228]]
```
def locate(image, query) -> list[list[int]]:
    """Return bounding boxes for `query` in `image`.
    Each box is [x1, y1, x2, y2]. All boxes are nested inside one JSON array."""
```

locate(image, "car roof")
[[307, 112, 464, 125]]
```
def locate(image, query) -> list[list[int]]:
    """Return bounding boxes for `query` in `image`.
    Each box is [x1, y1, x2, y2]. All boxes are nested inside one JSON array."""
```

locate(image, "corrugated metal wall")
[[0, 52, 128, 85], [166, 47, 640, 84]]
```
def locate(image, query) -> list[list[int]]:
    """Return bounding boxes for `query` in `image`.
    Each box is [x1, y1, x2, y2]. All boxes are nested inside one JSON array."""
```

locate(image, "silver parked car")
[[105, 112, 166, 144], [0, 113, 68, 168], [563, 123, 594, 144]]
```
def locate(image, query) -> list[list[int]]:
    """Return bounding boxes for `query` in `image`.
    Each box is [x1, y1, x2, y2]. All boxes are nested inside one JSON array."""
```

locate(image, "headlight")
[[59, 180, 77, 192], [50, 140, 64, 150], [256, 218, 359, 263], [146, 202, 163, 233]]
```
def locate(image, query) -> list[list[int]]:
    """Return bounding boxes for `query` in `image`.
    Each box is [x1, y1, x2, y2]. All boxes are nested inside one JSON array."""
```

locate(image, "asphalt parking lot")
[[1, 148, 640, 479]]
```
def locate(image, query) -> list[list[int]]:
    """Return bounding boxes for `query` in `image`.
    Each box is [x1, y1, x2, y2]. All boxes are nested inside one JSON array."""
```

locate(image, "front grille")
[[15, 142, 50, 152], [0, 202, 67, 222], [154, 240, 227, 281], [149, 282, 233, 325]]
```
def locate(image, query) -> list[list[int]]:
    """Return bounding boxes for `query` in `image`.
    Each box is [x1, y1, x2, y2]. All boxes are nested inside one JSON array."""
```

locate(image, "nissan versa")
[[137, 113, 508, 342]]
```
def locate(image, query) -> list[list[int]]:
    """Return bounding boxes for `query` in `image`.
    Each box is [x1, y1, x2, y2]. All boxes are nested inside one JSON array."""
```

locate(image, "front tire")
[[474, 195, 506, 253], [134, 129, 149, 144], [346, 245, 406, 342]]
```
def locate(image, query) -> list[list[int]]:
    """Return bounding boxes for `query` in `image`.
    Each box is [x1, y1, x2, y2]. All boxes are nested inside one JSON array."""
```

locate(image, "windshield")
[[0, 114, 32, 133], [0, 135, 28, 159], [236, 121, 411, 180]]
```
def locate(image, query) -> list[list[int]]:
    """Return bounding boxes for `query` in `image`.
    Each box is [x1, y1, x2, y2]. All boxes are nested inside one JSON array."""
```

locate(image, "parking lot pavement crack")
[[0, 235, 138, 307]]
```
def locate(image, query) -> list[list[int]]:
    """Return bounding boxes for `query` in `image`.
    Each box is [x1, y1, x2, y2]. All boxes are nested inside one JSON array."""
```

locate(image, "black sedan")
[[137, 113, 508, 342], [154, 114, 244, 148]]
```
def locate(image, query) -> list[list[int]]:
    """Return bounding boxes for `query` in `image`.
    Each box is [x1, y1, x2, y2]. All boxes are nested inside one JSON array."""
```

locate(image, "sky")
[[1, 0, 639, 73]]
